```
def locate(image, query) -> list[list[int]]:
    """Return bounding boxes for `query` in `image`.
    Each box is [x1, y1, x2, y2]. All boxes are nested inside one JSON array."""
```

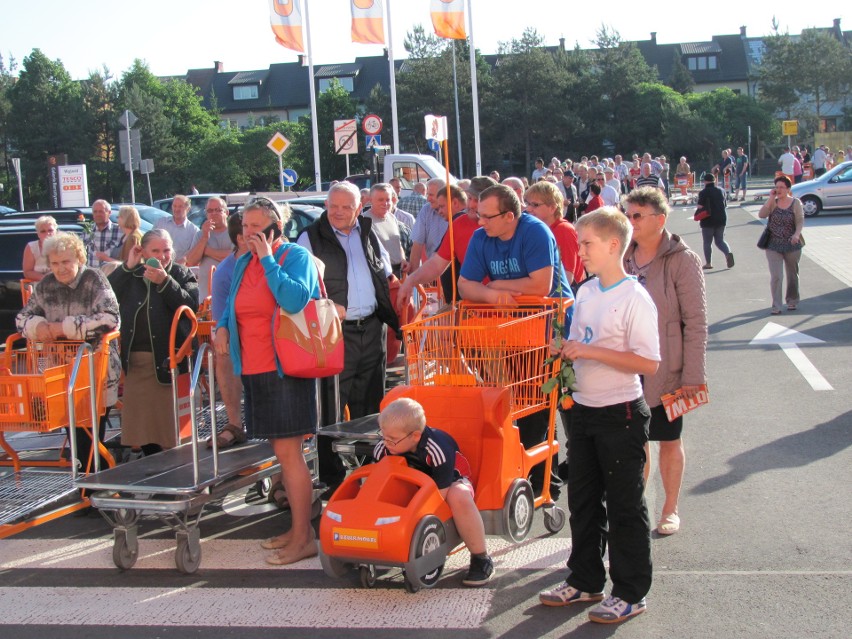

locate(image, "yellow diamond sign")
[[267, 132, 291, 156]]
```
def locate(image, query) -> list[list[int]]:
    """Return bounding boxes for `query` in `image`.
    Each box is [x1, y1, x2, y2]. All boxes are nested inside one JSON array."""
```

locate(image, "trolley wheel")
[[502, 479, 534, 543], [175, 532, 202, 574], [112, 530, 138, 570], [403, 571, 419, 594], [405, 515, 446, 592], [319, 548, 350, 579], [114, 508, 139, 527], [543, 505, 566, 534], [359, 564, 377, 588], [255, 477, 273, 500]]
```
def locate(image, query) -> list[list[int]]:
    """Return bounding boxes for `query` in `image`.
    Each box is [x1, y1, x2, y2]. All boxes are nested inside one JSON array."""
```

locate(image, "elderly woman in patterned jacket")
[[17, 232, 121, 471]]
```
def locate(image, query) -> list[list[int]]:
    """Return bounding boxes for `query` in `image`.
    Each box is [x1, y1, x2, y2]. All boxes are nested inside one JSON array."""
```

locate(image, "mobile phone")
[[260, 222, 282, 240], [145, 257, 160, 268]]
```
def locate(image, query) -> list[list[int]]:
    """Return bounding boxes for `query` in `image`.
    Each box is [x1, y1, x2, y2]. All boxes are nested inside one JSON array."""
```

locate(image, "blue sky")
[[3, 1, 845, 79]]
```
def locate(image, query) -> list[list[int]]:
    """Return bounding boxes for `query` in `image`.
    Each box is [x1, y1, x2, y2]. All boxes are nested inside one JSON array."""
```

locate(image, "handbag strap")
[[276, 244, 328, 299]]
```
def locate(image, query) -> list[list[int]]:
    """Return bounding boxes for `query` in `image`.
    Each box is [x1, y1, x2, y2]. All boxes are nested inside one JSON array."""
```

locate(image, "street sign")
[[118, 110, 138, 130], [366, 134, 382, 149], [267, 132, 291, 156], [58, 165, 89, 208], [782, 120, 798, 136], [427, 138, 440, 152], [362, 113, 383, 135], [140, 159, 155, 175], [281, 168, 298, 187], [334, 119, 358, 155], [119, 129, 141, 170], [424, 114, 448, 142]]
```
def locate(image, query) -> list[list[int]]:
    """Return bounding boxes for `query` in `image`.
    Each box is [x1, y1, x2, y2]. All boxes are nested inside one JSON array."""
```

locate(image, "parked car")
[[791, 161, 852, 217], [0, 219, 91, 339], [0, 205, 17, 215], [112, 203, 171, 227], [227, 201, 323, 242], [1, 207, 155, 232], [153, 194, 228, 218]]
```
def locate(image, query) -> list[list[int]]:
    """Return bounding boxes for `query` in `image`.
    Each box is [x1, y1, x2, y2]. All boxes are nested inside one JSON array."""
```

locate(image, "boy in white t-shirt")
[[539, 207, 660, 624]]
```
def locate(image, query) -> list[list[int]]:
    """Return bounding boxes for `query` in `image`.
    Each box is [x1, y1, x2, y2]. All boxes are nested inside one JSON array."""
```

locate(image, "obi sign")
[[58, 165, 89, 208]]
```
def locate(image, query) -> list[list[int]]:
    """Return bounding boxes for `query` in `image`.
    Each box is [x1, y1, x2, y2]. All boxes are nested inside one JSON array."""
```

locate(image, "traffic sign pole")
[[125, 112, 135, 203], [279, 154, 285, 192]]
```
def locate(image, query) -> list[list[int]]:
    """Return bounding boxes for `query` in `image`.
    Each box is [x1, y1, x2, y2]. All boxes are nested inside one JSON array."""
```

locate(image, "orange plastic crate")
[[0, 343, 104, 432]]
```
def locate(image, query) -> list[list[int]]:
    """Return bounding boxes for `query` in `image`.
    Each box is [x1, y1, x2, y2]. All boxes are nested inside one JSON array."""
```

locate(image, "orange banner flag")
[[351, 0, 385, 45], [269, 0, 305, 52], [431, 0, 466, 40]]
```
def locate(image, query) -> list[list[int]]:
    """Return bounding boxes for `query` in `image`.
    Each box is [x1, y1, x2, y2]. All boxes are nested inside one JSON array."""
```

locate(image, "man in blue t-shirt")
[[458, 183, 573, 501], [458, 184, 572, 305]]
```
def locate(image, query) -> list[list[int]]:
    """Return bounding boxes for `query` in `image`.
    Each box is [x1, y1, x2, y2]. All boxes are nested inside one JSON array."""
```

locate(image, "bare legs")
[[644, 439, 685, 531]]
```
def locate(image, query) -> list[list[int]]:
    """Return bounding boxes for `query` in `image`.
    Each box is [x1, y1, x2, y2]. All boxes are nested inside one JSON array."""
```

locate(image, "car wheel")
[[801, 196, 821, 217]]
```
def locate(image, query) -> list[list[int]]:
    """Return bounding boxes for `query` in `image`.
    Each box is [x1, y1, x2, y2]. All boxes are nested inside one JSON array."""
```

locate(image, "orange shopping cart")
[[0, 331, 120, 538], [319, 296, 571, 592]]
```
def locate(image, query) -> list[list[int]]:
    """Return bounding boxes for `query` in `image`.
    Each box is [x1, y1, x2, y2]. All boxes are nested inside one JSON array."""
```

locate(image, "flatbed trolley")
[[78, 306, 322, 573], [318, 297, 571, 591], [0, 331, 119, 538]]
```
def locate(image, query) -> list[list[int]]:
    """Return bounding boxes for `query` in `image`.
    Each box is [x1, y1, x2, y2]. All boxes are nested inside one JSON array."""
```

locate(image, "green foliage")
[[759, 29, 852, 120], [668, 50, 695, 95]]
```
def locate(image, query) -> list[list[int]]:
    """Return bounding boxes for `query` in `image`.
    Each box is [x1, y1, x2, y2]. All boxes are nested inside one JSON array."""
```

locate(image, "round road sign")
[[362, 114, 383, 135]]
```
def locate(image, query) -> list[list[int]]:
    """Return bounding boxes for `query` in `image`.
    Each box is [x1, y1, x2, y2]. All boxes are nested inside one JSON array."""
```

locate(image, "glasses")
[[525, 201, 546, 209], [476, 210, 509, 221], [380, 431, 414, 446], [626, 212, 663, 221], [245, 196, 281, 219], [596, 178, 606, 182], [206, 207, 224, 213]]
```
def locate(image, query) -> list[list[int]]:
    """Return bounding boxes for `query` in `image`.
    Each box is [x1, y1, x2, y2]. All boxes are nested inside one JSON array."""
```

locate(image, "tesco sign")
[[58, 165, 89, 207]]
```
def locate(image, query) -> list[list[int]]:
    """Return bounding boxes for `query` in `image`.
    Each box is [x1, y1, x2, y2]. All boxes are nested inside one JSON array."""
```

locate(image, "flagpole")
[[303, 0, 322, 191], [466, 0, 482, 175], [451, 41, 464, 178], [386, 0, 400, 154]]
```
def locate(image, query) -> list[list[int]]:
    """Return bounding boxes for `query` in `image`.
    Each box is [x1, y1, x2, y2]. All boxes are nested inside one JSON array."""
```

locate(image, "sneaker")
[[726, 252, 735, 268], [702, 264, 713, 270], [588, 595, 647, 624], [462, 555, 494, 587], [539, 581, 605, 607]]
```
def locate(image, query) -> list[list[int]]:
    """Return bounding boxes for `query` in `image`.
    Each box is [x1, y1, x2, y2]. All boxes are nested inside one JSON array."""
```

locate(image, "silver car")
[[791, 160, 852, 217]]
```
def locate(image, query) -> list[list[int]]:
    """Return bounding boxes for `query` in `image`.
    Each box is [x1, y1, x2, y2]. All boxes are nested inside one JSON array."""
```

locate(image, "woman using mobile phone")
[[758, 175, 804, 315], [214, 198, 322, 566], [108, 229, 199, 455]]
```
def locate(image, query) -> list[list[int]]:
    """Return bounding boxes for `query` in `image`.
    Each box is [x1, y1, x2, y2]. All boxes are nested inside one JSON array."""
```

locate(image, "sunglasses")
[[626, 212, 663, 221]]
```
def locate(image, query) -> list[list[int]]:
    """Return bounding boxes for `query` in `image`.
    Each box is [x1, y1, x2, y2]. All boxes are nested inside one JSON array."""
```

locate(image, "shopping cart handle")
[[169, 305, 198, 370]]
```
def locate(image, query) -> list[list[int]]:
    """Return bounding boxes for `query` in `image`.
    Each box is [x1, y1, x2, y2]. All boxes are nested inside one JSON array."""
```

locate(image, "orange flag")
[[269, 0, 304, 52], [431, 0, 466, 40], [351, 0, 385, 45]]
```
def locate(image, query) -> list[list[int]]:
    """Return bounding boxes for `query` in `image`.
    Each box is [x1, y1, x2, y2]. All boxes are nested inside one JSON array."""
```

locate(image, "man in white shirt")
[[155, 195, 201, 264], [812, 145, 828, 176], [778, 147, 797, 179], [185, 197, 233, 299]]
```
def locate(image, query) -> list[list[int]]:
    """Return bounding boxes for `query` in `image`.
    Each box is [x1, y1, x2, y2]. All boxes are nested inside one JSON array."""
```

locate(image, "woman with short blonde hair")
[[22, 215, 58, 281]]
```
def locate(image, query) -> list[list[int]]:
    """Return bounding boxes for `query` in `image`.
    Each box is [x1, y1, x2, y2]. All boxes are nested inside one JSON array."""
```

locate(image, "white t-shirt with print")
[[569, 276, 660, 407]]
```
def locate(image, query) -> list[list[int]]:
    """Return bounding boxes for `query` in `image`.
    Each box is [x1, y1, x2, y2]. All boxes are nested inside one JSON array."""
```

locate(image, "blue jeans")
[[701, 226, 732, 265], [566, 398, 652, 603]]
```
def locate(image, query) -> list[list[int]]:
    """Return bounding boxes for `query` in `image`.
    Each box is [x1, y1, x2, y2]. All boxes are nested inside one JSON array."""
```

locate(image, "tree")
[[485, 29, 571, 175], [0, 54, 17, 207], [80, 67, 122, 199], [759, 28, 852, 123], [7, 49, 88, 207], [668, 51, 695, 95]]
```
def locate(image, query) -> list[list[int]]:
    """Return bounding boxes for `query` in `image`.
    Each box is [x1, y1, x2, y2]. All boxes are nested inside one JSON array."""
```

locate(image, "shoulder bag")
[[693, 205, 710, 221], [273, 246, 344, 378], [757, 225, 771, 249]]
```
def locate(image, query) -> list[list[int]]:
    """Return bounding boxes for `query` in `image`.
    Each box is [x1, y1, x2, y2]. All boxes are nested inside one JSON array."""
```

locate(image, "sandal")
[[270, 481, 290, 510], [657, 513, 680, 535], [206, 424, 247, 449], [787, 304, 797, 311]]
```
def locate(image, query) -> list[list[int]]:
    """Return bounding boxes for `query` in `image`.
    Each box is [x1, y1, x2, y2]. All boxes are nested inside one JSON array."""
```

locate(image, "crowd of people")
[[39, 143, 830, 624]]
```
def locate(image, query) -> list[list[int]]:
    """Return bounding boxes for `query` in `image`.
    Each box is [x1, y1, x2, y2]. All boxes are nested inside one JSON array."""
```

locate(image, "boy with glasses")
[[374, 398, 494, 586]]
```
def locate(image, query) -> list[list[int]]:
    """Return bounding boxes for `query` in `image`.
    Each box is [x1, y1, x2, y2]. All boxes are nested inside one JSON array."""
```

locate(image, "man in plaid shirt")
[[86, 199, 123, 267]]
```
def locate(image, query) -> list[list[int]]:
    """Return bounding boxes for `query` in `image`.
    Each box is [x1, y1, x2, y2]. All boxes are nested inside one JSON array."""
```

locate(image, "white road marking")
[[750, 322, 833, 391], [0, 586, 494, 628], [0, 536, 572, 571]]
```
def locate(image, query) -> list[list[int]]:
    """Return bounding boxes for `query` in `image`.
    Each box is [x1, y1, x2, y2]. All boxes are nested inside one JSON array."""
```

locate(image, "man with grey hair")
[[185, 196, 234, 299], [86, 199, 123, 267], [365, 183, 408, 278], [155, 194, 201, 264], [408, 178, 447, 272], [501, 177, 525, 201], [396, 181, 428, 219]]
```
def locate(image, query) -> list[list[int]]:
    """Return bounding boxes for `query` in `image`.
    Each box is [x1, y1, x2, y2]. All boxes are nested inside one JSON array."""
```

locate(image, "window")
[[686, 56, 718, 71], [233, 85, 259, 100], [820, 118, 837, 133], [319, 77, 354, 93]]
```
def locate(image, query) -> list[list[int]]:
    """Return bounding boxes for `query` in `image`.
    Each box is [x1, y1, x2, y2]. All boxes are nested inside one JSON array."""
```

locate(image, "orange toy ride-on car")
[[318, 384, 566, 592]]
